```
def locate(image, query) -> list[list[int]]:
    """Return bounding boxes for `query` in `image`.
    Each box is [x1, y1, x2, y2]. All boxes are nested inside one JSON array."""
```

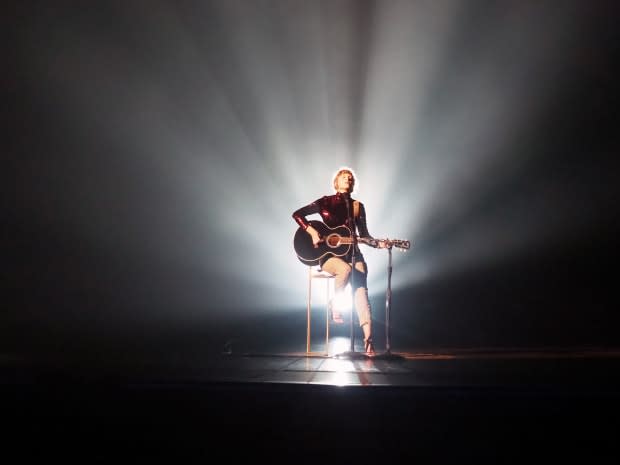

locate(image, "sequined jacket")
[[292, 192, 373, 264]]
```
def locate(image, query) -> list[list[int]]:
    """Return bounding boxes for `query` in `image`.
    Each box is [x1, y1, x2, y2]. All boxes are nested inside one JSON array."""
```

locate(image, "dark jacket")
[[292, 192, 373, 264]]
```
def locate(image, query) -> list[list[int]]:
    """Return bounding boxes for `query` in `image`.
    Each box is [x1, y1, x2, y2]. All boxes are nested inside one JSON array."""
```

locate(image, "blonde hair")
[[332, 167, 357, 192]]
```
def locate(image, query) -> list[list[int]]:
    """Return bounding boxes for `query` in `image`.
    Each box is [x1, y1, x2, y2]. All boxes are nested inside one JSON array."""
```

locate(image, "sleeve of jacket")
[[292, 199, 321, 230], [355, 202, 373, 238]]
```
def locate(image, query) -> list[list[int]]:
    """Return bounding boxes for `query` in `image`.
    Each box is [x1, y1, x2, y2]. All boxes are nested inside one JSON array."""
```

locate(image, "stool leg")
[[307, 266, 312, 354], [325, 277, 330, 355]]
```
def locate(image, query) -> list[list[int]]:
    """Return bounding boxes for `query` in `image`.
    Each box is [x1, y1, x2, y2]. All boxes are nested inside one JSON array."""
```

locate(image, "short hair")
[[332, 167, 356, 193]]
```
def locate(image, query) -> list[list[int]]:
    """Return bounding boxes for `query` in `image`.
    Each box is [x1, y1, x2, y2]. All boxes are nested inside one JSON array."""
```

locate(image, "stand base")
[[333, 350, 372, 360], [371, 351, 405, 361]]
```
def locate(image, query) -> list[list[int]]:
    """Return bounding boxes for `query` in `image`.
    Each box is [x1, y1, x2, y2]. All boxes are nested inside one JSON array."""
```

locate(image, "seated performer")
[[292, 167, 386, 354]]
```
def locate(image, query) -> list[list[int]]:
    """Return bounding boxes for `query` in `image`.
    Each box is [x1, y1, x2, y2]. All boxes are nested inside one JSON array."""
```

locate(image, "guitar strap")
[[353, 200, 360, 219]]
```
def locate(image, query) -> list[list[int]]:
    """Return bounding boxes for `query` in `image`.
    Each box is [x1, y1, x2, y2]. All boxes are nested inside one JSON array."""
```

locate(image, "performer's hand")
[[306, 225, 321, 248]]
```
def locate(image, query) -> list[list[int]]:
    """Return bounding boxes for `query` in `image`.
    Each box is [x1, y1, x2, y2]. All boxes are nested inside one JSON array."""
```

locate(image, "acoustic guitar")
[[293, 220, 410, 266]]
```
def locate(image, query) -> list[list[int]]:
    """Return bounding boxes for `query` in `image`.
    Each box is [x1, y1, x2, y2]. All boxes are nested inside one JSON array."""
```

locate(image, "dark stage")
[[3, 343, 620, 462]]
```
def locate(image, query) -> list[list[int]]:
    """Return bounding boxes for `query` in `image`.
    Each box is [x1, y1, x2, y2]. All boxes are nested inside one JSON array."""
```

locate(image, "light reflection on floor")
[[200, 344, 620, 387]]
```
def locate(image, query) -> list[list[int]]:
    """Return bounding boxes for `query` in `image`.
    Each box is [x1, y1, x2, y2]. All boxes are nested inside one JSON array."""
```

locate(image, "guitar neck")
[[341, 236, 374, 246]]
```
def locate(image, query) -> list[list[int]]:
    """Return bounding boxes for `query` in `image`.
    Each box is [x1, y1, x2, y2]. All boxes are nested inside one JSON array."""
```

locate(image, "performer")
[[292, 167, 386, 354]]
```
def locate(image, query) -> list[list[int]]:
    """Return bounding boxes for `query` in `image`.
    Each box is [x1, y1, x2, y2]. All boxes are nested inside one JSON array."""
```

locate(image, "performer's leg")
[[321, 257, 352, 323], [352, 261, 375, 354]]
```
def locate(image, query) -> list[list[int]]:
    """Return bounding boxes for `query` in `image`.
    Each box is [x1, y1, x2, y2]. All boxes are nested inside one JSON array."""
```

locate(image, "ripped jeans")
[[320, 257, 371, 328]]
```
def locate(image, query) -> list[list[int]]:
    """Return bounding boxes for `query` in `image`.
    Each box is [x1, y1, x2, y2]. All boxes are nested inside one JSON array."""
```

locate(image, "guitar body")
[[293, 220, 352, 266]]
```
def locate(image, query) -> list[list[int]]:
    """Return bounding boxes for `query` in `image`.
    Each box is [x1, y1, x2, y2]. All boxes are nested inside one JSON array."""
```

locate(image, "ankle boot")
[[364, 338, 376, 355]]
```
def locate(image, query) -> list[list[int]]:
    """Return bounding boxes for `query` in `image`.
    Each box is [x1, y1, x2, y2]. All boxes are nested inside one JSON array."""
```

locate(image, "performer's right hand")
[[306, 225, 321, 248]]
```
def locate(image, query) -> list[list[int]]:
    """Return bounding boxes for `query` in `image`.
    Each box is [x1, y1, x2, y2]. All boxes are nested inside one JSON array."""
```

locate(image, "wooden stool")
[[306, 266, 336, 355]]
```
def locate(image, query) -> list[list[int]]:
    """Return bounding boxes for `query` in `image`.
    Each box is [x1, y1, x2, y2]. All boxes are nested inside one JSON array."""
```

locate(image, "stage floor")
[[3, 345, 620, 462], [187, 345, 620, 387], [6, 342, 619, 386]]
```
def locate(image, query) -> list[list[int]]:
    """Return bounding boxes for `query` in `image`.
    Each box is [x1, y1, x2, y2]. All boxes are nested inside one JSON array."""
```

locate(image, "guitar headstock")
[[358, 237, 411, 250], [385, 239, 410, 250]]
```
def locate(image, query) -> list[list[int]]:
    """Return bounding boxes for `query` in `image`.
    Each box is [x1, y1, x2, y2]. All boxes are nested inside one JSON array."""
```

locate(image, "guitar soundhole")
[[326, 234, 341, 248]]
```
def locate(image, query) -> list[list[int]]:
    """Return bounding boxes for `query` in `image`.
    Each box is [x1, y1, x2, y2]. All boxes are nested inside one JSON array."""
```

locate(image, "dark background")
[[4, 2, 620, 462], [5, 0, 620, 365]]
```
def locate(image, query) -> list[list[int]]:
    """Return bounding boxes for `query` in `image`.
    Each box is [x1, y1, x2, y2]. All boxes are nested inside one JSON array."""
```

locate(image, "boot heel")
[[364, 338, 376, 355]]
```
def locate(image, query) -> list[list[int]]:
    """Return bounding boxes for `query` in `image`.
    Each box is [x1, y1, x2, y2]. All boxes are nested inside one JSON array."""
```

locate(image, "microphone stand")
[[348, 196, 357, 354], [373, 240, 404, 361], [385, 243, 393, 353], [335, 194, 368, 360]]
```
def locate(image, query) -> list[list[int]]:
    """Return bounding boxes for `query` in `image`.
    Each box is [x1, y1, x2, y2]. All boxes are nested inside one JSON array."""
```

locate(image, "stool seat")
[[310, 268, 335, 278], [306, 266, 336, 355]]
